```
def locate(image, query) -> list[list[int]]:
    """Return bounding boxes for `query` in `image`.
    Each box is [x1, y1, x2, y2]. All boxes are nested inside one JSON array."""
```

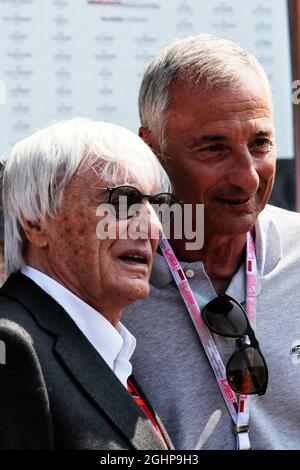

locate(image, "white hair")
[[2, 117, 170, 274], [139, 33, 272, 148]]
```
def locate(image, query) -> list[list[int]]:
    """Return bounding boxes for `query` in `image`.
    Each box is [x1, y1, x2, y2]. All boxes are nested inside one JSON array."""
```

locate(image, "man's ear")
[[139, 127, 161, 155], [21, 218, 48, 248]]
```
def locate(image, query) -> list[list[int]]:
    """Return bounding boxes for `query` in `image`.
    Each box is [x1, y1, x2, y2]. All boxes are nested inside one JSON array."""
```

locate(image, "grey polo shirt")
[[123, 205, 300, 450]]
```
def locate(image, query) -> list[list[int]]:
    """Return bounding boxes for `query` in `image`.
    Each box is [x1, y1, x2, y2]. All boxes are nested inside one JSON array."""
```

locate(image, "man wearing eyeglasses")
[[123, 34, 300, 450], [0, 117, 175, 450]]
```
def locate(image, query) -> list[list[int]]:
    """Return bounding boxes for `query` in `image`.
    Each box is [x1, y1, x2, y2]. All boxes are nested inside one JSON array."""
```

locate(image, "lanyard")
[[159, 232, 257, 450]]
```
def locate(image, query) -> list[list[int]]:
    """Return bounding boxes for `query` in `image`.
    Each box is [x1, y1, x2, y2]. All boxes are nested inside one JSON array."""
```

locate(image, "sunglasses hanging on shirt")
[[202, 293, 268, 396]]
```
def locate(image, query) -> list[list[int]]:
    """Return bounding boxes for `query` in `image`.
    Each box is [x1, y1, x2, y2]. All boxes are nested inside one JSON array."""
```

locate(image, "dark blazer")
[[0, 273, 172, 450]]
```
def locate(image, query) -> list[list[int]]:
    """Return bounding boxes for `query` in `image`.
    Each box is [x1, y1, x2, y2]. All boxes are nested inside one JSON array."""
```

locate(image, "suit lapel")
[[54, 312, 167, 450], [0, 272, 168, 450]]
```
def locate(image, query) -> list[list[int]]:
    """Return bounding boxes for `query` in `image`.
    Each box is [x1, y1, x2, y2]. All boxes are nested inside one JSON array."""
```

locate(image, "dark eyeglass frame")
[[67, 184, 181, 219], [202, 293, 268, 396]]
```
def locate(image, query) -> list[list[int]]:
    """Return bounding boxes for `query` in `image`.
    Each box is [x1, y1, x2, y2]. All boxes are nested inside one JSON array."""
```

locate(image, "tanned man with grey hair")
[[123, 34, 300, 450]]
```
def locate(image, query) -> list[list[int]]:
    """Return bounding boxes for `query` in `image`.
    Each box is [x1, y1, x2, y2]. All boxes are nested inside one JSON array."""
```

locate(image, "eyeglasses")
[[202, 294, 268, 396], [67, 185, 181, 220]]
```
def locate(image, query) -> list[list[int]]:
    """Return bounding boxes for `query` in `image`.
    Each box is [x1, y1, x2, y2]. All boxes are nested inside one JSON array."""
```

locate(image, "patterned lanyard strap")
[[159, 232, 257, 450]]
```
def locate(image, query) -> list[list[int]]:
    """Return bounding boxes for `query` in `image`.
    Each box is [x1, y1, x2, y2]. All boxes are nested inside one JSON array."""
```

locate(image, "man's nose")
[[227, 147, 260, 194], [142, 200, 162, 238], [128, 200, 162, 240]]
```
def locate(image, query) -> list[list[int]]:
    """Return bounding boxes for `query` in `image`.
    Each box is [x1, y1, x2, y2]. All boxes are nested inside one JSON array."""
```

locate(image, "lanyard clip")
[[234, 424, 249, 434], [235, 425, 252, 450]]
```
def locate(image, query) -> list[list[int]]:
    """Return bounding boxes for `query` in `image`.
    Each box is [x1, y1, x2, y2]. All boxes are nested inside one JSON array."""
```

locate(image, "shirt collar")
[[21, 266, 136, 387], [150, 205, 282, 293]]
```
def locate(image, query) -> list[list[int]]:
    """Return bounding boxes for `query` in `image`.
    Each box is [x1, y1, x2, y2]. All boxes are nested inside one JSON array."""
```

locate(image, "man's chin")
[[208, 211, 259, 237], [121, 281, 150, 305]]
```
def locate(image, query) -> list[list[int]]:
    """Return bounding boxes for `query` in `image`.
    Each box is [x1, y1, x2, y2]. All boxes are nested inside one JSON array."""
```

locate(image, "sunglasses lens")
[[110, 187, 141, 219], [152, 194, 181, 229], [226, 345, 267, 395], [203, 295, 248, 337], [110, 188, 180, 220], [152, 193, 180, 207]]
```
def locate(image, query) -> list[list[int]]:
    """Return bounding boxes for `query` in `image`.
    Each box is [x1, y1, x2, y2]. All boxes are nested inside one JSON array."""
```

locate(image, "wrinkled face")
[[43, 171, 161, 319], [159, 72, 276, 238]]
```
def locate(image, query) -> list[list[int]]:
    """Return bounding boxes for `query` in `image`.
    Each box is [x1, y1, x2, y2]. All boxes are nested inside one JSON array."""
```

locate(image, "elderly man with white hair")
[[0, 117, 176, 450]]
